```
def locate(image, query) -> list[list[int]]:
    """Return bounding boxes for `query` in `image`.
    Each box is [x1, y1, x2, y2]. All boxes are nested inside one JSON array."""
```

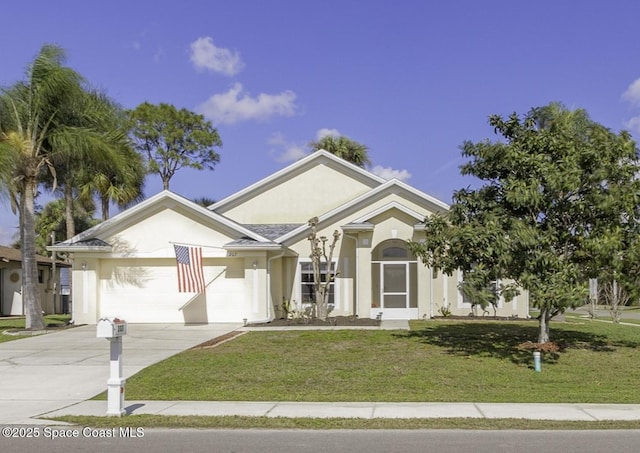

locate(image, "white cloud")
[[429, 156, 464, 177], [267, 132, 308, 163], [371, 165, 412, 182], [197, 83, 298, 125], [624, 115, 640, 135], [276, 144, 307, 163], [623, 78, 640, 106], [189, 37, 245, 76], [316, 128, 341, 140], [153, 47, 165, 63]]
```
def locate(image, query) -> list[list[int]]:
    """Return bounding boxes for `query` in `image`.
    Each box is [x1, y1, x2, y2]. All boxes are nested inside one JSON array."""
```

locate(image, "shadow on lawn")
[[397, 322, 617, 366]]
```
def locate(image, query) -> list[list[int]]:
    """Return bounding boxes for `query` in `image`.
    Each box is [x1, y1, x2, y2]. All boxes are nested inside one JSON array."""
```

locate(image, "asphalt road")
[[2, 428, 640, 453]]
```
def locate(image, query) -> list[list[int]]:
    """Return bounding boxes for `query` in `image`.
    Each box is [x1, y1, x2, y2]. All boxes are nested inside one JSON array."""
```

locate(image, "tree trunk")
[[316, 285, 328, 321], [538, 307, 551, 344], [101, 195, 110, 220], [162, 177, 170, 191], [21, 177, 45, 330], [65, 184, 75, 239]]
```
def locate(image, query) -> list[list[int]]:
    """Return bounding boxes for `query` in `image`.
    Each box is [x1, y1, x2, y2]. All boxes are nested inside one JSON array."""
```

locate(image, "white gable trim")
[[385, 179, 450, 211], [276, 179, 449, 244], [341, 223, 375, 232], [351, 201, 426, 224], [50, 190, 271, 251], [211, 150, 386, 213], [224, 243, 283, 251]]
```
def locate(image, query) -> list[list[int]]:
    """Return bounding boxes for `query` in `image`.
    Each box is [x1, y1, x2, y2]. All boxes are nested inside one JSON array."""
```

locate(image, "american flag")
[[174, 245, 205, 293]]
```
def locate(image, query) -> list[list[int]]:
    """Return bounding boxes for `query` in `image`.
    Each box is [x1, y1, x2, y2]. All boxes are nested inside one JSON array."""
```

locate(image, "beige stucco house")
[[50, 151, 529, 325]]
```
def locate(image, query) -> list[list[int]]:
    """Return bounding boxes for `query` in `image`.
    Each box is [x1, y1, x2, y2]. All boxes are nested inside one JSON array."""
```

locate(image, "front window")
[[300, 261, 335, 304], [458, 271, 501, 308]]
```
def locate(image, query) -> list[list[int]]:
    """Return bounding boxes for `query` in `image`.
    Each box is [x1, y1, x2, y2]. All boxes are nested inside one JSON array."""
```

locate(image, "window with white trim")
[[300, 261, 336, 305], [458, 272, 503, 308]]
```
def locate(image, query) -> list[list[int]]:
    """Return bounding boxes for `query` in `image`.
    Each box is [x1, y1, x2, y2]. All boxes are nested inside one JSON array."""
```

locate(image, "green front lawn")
[[49, 415, 640, 431], [0, 315, 71, 343], [564, 311, 640, 325], [115, 318, 640, 403]]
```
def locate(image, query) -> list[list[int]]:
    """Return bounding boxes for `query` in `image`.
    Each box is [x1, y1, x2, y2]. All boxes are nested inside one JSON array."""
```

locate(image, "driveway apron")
[[0, 323, 241, 424]]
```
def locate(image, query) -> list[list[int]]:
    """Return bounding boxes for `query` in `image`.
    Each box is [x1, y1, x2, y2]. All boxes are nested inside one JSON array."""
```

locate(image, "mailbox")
[[97, 317, 128, 416], [97, 317, 128, 338]]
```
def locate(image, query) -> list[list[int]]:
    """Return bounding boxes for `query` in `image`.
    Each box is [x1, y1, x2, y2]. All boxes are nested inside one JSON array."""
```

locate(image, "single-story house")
[[0, 245, 70, 316], [50, 151, 529, 324]]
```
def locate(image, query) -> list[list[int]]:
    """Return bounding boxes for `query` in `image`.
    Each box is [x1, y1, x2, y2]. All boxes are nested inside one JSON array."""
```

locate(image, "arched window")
[[372, 239, 415, 261]]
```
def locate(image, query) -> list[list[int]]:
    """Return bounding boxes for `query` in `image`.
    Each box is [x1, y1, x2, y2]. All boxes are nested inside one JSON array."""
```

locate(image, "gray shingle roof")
[[242, 224, 304, 240], [224, 238, 282, 249], [59, 238, 111, 248], [0, 245, 70, 266], [225, 238, 262, 246]]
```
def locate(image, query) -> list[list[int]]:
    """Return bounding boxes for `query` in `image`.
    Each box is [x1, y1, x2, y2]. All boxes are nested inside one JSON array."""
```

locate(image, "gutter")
[[47, 246, 112, 253]]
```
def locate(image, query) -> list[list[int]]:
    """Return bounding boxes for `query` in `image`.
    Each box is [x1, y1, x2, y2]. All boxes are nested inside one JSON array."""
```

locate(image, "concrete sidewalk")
[[41, 400, 640, 421], [0, 323, 242, 425]]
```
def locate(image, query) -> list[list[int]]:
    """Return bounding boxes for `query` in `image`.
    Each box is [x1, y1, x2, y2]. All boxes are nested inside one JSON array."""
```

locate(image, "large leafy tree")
[[408, 103, 640, 344], [0, 45, 127, 329], [128, 102, 222, 191], [309, 135, 370, 167]]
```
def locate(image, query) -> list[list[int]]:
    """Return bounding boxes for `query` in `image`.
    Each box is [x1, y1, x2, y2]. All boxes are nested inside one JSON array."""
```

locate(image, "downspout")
[[344, 234, 359, 317]]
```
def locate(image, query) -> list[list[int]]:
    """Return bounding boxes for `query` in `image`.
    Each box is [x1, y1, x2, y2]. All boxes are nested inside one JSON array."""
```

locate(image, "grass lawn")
[[563, 310, 640, 326], [116, 318, 640, 404], [49, 415, 640, 431], [0, 315, 71, 343], [565, 314, 640, 326]]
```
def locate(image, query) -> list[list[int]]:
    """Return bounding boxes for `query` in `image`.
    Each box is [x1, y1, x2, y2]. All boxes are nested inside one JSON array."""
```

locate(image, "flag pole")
[[169, 240, 227, 250], [178, 269, 226, 311]]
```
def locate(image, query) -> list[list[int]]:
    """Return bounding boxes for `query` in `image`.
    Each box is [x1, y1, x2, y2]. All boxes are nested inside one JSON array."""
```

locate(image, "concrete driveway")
[[0, 323, 241, 424]]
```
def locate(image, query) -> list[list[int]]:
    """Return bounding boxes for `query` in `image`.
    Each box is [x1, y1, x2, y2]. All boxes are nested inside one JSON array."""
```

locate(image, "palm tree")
[[308, 135, 370, 167], [67, 92, 145, 222], [192, 196, 216, 208], [43, 90, 138, 235], [81, 144, 146, 221], [0, 44, 127, 329], [0, 132, 16, 207], [33, 198, 98, 255]]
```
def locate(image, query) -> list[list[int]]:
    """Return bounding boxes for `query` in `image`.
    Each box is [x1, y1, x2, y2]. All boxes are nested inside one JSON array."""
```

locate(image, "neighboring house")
[[0, 245, 70, 316], [50, 151, 529, 325]]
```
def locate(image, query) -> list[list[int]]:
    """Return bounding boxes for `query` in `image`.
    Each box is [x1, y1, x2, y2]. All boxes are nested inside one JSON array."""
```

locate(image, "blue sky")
[[2, 0, 640, 246]]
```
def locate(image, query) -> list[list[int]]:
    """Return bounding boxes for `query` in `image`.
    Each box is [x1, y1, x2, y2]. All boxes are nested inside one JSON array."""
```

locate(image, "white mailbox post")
[[97, 317, 128, 416]]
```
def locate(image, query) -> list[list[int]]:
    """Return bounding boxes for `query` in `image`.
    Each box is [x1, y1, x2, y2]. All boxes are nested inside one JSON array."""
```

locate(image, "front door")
[[378, 262, 417, 319], [370, 240, 418, 320]]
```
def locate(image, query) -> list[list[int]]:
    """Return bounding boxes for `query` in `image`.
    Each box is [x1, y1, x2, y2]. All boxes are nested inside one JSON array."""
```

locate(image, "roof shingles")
[[241, 224, 303, 240]]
